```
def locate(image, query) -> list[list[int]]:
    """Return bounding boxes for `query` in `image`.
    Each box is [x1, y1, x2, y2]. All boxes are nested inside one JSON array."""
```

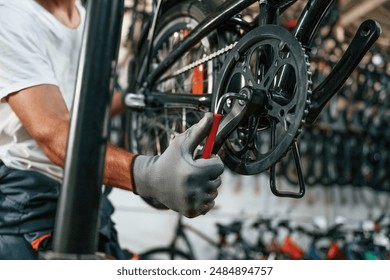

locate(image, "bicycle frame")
[[167, 215, 257, 260], [142, 0, 258, 87], [141, 0, 328, 86], [136, 0, 379, 133], [128, 0, 380, 198]]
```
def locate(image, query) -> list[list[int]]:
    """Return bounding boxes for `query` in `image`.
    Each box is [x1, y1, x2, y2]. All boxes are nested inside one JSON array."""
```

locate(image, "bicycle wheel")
[[139, 247, 193, 260], [126, 0, 219, 156]]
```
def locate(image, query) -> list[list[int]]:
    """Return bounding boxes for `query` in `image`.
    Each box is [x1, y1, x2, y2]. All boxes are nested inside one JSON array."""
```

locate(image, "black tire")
[[126, 0, 219, 157], [139, 247, 193, 260]]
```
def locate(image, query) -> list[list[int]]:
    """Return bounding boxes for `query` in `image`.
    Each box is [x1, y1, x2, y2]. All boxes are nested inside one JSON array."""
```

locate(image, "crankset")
[[211, 24, 311, 198]]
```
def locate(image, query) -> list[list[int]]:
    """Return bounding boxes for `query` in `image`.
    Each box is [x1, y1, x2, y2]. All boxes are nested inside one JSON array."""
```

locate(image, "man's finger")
[[195, 156, 225, 178]]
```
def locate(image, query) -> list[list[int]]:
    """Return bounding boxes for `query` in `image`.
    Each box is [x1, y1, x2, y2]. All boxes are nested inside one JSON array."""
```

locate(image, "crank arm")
[[306, 20, 381, 124], [211, 103, 248, 155], [211, 88, 255, 155]]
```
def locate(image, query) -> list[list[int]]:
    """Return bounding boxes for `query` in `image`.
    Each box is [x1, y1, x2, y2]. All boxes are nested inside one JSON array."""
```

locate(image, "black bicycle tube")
[[146, 92, 212, 108], [48, 0, 124, 258], [275, 0, 333, 92], [259, 2, 279, 26], [293, 0, 336, 47], [144, 0, 258, 88], [143, 0, 163, 86]]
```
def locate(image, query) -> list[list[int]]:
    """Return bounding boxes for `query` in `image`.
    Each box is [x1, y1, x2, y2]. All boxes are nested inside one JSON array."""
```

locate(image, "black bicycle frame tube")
[[276, 0, 336, 108], [143, 0, 163, 84], [147, 92, 212, 109], [259, 2, 279, 26], [294, 0, 336, 47], [49, 0, 124, 258], [255, 0, 337, 130], [144, 0, 258, 89]]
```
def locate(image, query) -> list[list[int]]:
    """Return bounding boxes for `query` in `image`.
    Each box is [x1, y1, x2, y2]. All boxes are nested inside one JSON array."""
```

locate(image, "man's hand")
[[132, 113, 225, 218]]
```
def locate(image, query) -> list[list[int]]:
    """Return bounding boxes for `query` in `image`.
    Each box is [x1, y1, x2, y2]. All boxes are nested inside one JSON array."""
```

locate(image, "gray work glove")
[[132, 113, 224, 218]]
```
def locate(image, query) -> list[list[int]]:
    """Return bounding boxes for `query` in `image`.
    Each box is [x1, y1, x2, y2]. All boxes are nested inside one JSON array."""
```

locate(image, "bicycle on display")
[[123, 0, 381, 198], [127, 214, 262, 260], [125, 213, 390, 260]]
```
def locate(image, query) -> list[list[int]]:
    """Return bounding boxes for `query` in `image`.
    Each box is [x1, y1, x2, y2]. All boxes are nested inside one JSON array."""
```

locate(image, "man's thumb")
[[182, 112, 214, 153]]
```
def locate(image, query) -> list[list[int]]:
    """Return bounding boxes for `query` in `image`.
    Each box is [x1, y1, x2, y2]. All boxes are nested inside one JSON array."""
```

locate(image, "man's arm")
[[7, 84, 224, 217], [6, 84, 135, 191], [111, 91, 126, 116]]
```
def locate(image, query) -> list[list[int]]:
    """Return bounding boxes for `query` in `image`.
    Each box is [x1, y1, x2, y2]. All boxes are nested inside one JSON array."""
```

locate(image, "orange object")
[[31, 233, 52, 251], [192, 65, 204, 94], [327, 242, 339, 259], [280, 235, 304, 259], [326, 241, 346, 260], [285, 19, 298, 29]]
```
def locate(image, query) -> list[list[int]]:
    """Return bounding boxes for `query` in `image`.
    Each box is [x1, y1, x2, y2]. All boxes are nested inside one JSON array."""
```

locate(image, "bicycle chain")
[[296, 51, 312, 138], [170, 42, 238, 78]]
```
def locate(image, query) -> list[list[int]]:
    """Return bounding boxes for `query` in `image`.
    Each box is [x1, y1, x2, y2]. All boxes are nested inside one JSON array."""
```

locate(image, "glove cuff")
[[132, 155, 159, 198], [130, 154, 142, 195]]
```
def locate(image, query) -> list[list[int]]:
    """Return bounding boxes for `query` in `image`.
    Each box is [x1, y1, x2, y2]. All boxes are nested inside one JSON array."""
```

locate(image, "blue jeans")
[[0, 161, 126, 259]]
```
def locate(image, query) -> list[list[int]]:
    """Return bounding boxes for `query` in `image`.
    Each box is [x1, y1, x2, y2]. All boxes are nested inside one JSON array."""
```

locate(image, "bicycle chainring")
[[213, 24, 312, 175]]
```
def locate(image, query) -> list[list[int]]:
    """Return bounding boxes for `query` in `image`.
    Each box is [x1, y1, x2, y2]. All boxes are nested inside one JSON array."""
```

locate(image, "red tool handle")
[[202, 113, 222, 159]]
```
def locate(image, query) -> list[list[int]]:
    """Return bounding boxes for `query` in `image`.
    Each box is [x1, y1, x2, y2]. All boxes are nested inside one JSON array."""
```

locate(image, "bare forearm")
[[111, 91, 125, 116], [40, 121, 136, 191], [103, 144, 136, 191], [7, 85, 136, 192], [38, 118, 69, 168]]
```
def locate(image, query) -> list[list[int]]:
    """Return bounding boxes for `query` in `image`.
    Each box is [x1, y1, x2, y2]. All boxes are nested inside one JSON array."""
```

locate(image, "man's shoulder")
[[0, 1, 36, 24], [0, 1, 40, 37]]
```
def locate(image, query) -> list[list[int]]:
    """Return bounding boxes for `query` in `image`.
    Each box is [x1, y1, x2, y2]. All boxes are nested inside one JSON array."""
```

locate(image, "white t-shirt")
[[0, 0, 85, 181]]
